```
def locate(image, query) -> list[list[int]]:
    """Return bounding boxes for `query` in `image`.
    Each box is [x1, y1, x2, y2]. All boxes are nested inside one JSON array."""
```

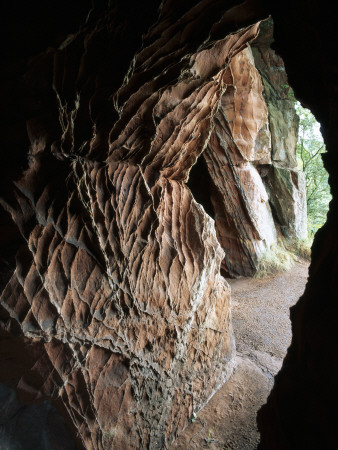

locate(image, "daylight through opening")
[[180, 18, 332, 449]]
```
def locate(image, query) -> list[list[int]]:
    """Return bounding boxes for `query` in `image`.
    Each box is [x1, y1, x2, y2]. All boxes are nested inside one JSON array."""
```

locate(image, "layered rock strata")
[[1, 1, 328, 449], [251, 19, 308, 240], [188, 27, 307, 277], [0, 4, 264, 448], [192, 46, 277, 277]]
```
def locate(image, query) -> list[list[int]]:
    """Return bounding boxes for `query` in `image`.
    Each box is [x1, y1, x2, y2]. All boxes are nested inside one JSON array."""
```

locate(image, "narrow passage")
[[171, 260, 309, 449]]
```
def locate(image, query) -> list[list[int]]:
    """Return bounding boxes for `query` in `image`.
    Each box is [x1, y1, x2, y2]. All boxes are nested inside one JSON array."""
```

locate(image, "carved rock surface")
[[0, 2, 264, 448], [203, 47, 276, 277], [0, 145, 234, 450], [2, 1, 335, 449], [188, 44, 280, 277], [187, 24, 308, 277]]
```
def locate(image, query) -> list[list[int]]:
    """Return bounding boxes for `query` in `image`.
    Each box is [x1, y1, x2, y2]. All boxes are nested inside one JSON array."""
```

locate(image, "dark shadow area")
[[0, 383, 76, 450], [186, 155, 215, 219]]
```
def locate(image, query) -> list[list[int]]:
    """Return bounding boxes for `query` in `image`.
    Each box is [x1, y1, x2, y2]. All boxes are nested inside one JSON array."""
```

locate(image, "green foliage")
[[284, 238, 312, 260], [295, 102, 331, 236], [254, 238, 312, 278], [280, 83, 296, 100], [254, 241, 295, 278], [205, 429, 214, 447]]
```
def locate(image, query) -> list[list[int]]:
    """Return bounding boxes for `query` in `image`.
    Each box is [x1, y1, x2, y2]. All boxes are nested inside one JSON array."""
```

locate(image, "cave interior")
[[1, 0, 338, 449]]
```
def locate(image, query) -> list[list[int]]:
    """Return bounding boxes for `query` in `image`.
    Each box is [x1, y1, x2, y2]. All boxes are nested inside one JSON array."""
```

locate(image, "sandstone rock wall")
[[0, 1, 325, 449], [251, 19, 308, 240], [187, 45, 276, 277], [0, 3, 263, 447], [187, 26, 307, 277], [1, 157, 235, 449], [202, 46, 277, 277]]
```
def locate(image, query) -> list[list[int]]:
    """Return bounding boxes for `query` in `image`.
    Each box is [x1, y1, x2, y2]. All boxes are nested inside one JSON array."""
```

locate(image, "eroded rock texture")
[[251, 19, 308, 240], [2, 0, 334, 449], [200, 46, 277, 277], [0, 2, 267, 448], [187, 24, 306, 277]]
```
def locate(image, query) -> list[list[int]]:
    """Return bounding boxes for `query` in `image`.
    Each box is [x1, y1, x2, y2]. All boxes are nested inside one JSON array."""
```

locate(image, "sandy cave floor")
[[170, 260, 310, 450]]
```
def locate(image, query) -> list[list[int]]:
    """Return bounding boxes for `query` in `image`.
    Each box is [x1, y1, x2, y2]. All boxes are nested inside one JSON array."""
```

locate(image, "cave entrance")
[[187, 18, 321, 280], [183, 20, 331, 448], [222, 104, 330, 448], [294, 102, 331, 238]]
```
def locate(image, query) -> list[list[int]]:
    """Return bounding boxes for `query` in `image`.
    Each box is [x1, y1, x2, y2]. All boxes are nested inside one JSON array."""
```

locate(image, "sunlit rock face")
[[200, 46, 277, 277], [187, 28, 307, 277], [251, 19, 308, 240]]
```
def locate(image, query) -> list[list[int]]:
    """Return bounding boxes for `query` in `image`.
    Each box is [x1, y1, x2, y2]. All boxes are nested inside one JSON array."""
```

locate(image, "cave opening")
[[180, 18, 331, 448], [185, 18, 310, 279], [1, 2, 337, 449], [294, 102, 332, 237]]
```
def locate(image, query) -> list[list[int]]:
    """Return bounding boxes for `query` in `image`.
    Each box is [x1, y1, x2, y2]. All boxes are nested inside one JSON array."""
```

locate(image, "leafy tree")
[[295, 102, 331, 235]]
